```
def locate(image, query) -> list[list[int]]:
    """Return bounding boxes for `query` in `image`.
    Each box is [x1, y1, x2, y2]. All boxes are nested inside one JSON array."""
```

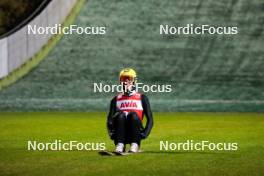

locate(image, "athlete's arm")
[[141, 94, 153, 139], [107, 97, 116, 139]]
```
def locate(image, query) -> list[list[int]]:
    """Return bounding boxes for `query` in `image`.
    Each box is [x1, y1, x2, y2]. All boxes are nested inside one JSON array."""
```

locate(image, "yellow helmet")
[[119, 68, 137, 83]]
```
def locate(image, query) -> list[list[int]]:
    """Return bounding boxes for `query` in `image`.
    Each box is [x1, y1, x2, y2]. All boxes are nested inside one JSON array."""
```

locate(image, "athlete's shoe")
[[115, 143, 125, 153], [129, 143, 139, 153]]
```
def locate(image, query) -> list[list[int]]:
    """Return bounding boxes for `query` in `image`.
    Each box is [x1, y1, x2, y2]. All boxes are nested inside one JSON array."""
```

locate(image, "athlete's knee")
[[113, 111, 126, 118], [127, 112, 140, 122], [114, 111, 126, 122]]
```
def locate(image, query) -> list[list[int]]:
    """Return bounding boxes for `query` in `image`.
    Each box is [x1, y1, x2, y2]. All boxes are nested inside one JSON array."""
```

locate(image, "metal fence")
[[0, 0, 77, 79]]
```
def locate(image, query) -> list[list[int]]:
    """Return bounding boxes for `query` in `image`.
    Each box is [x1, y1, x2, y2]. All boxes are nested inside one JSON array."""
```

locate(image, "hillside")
[[0, 0, 263, 111]]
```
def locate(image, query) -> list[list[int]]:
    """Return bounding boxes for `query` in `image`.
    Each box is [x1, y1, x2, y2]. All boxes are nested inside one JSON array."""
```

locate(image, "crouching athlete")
[[107, 68, 153, 153]]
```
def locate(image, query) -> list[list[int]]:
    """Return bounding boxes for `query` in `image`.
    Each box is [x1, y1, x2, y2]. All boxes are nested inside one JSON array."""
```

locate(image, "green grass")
[[0, 112, 263, 176]]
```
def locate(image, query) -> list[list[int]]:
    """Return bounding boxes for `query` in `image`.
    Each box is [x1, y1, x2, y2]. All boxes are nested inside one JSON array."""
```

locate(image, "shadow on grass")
[[142, 151, 238, 155], [98, 150, 238, 156]]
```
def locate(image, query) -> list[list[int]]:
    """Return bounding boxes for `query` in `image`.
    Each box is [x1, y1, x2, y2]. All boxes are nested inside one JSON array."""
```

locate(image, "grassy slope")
[[0, 0, 263, 111], [0, 112, 263, 176]]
